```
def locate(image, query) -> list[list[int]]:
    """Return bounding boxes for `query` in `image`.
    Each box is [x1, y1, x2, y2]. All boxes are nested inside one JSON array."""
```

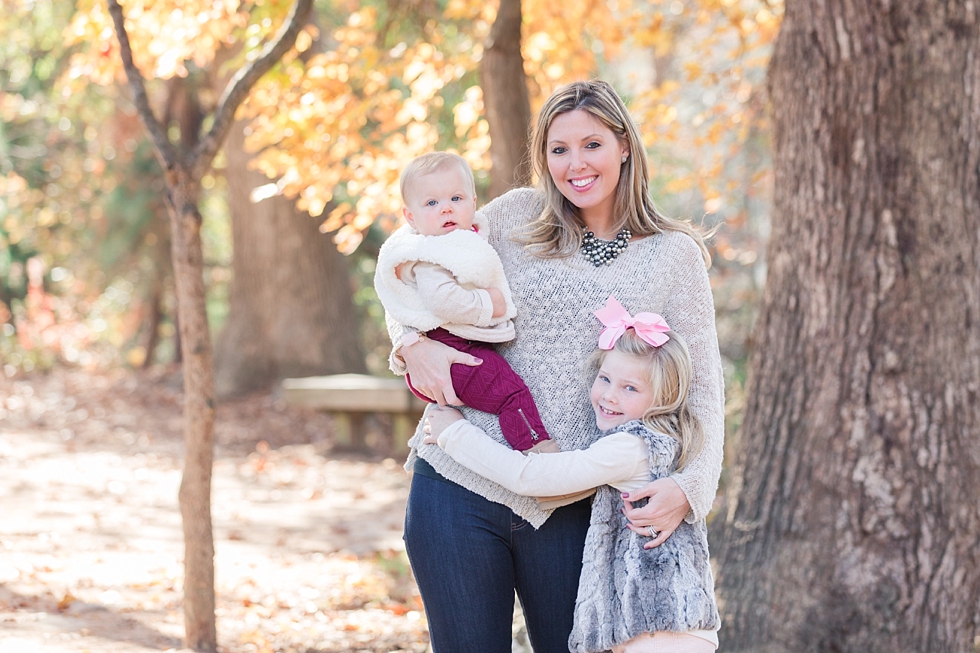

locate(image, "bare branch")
[[106, 0, 182, 174], [191, 0, 315, 178]]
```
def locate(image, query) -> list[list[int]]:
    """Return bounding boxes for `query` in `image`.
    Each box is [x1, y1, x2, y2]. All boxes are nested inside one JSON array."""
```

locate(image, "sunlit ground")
[[0, 369, 431, 653]]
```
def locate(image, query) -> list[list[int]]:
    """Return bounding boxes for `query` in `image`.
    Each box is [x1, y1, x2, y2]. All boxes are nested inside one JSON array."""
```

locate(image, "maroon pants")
[[406, 328, 551, 451]]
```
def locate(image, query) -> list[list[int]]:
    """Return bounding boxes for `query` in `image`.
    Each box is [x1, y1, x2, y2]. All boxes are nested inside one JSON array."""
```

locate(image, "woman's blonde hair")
[[518, 80, 710, 266], [587, 328, 706, 471]]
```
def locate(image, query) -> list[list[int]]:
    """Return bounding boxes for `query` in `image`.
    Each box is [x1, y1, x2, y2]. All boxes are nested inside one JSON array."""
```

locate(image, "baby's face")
[[589, 349, 654, 431], [403, 166, 477, 236]]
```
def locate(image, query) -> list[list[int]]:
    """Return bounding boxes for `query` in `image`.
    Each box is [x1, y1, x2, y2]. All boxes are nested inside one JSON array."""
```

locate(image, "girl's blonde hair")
[[518, 80, 710, 266], [587, 328, 706, 471]]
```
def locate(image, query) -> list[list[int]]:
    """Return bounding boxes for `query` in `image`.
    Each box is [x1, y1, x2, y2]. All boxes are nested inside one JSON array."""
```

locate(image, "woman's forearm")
[[662, 239, 726, 521]]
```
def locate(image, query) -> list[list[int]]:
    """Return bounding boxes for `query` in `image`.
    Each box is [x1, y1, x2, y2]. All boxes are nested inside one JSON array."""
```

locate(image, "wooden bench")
[[281, 373, 428, 454]]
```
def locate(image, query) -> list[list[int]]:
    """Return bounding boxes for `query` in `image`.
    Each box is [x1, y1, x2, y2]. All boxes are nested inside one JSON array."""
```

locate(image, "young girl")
[[423, 295, 721, 653]]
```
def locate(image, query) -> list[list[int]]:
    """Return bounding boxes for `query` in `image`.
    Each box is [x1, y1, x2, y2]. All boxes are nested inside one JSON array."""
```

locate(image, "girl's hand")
[[622, 477, 690, 549], [421, 406, 466, 444], [401, 336, 482, 406]]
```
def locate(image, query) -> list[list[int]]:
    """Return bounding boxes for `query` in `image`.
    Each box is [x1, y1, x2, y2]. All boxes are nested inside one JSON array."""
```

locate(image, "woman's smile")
[[546, 109, 629, 234]]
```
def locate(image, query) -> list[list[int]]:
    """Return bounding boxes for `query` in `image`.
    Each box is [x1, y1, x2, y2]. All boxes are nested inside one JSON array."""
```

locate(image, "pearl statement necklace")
[[581, 228, 632, 266]]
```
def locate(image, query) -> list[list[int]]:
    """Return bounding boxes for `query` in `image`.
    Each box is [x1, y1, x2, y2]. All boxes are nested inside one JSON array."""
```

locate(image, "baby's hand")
[[486, 287, 506, 318], [421, 405, 465, 444]]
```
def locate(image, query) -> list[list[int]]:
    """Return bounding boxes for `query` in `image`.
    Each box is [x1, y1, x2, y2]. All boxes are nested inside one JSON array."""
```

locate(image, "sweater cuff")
[[387, 328, 420, 376], [473, 289, 495, 327], [671, 472, 701, 523]]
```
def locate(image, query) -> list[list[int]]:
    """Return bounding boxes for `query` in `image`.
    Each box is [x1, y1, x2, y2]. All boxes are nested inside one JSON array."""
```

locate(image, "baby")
[[375, 152, 557, 453]]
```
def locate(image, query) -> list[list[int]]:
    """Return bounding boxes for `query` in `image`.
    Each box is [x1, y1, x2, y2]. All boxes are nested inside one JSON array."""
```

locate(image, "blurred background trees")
[[2, 2, 777, 648], [1, 3, 779, 643], [2, 0, 777, 399]]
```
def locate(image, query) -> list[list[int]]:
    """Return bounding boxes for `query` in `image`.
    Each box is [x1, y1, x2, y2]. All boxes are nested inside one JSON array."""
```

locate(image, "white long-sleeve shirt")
[[436, 419, 652, 495], [405, 261, 495, 326]]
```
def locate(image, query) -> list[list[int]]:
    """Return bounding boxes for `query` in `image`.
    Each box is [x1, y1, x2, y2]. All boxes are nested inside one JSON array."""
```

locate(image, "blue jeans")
[[404, 467, 592, 653]]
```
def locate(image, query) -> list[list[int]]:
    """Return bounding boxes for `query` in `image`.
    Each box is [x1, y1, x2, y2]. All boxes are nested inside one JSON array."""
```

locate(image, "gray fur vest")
[[569, 421, 720, 653]]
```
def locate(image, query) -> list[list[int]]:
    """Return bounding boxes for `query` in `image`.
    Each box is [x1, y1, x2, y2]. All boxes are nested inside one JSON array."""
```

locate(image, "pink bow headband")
[[594, 295, 670, 350]]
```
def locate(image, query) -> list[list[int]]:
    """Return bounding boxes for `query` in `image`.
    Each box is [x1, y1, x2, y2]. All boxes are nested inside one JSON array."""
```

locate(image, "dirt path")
[[0, 368, 428, 652]]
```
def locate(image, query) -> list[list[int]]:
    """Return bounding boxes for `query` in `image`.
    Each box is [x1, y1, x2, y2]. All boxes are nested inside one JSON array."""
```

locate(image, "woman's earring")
[[621, 155, 628, 163]]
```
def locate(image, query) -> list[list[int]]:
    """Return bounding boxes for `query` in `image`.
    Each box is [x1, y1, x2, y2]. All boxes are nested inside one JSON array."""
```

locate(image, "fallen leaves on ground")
[[0, 367, 428, 652]]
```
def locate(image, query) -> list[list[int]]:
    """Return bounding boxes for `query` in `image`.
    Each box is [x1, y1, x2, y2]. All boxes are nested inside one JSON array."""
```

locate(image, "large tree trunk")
[[214, 120, 366, 397], [712, 3, 980, 652], [480, 0, 532, 199]]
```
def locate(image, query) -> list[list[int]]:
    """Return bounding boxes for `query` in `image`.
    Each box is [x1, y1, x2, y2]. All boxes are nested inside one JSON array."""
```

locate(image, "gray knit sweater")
[[389, 187, 725, 528], [568, 421, 720, 653]]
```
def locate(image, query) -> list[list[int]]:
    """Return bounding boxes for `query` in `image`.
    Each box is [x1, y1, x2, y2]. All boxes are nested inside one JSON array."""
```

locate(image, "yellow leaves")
[[445, 0, 492, 22], [611, 0, 779, 239], [631, 12, 676, 56], [239, 7, 481, 254], [395, 99, 427, 124], [233, 0, 782, 254], [294, 28, 313, 54], [65, 0, 248, 85], [1, 173, 45, 247], [664, 176, 694, 194], [520, 0, 629, 105], [453, 85, 483, 136], [705, 122, 726, 146], [523, 32, 556, 64], [0, 172, 29, 197], [703, 196, 723, 214], [319, 203, 350, 235]]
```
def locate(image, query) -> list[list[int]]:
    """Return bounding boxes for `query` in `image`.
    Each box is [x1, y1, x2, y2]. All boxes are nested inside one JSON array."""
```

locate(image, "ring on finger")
[[647, 526, 658, 538]]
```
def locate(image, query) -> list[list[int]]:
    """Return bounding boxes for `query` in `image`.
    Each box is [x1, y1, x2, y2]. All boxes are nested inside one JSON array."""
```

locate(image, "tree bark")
[[712, 2, 980, 652], [107, 1, 314, 649], [480, 0, 532, 198], [213, 121, 366, 397], [166, 173, 217, 651]]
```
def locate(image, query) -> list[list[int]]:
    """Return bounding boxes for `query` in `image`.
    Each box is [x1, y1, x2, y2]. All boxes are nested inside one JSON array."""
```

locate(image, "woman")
[[388, 80, 725, 653]]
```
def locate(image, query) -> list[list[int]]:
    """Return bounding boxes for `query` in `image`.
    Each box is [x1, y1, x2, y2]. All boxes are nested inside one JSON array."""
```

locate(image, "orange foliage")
[[630, 0, 782, 220], [62, 0, 783, 254], [241, 8, 471, 253], [64, 0, 247, 86]]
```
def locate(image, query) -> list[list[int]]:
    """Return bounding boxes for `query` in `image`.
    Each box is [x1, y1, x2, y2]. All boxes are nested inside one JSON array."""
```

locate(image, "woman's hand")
[[622, 477, 690, 549], [421, 406, 466, 445], [401, 336, 482, 406]]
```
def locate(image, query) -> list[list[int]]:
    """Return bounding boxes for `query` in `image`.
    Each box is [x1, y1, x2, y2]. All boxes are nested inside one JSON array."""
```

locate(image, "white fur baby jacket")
[[374, 219, 518, 343]]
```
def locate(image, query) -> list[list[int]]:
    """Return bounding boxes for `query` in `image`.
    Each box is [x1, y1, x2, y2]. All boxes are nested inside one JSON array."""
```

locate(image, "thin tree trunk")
[[213, 120, 366, 397], [712, 2, 980, 652], [108, 1, 314, 649], [481, 0, 532, 198], [167, 175, 217, 651]]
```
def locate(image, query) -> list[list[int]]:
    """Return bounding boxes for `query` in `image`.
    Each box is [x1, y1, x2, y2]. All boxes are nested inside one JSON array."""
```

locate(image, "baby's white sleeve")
[[413, 263, 494, 327]]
